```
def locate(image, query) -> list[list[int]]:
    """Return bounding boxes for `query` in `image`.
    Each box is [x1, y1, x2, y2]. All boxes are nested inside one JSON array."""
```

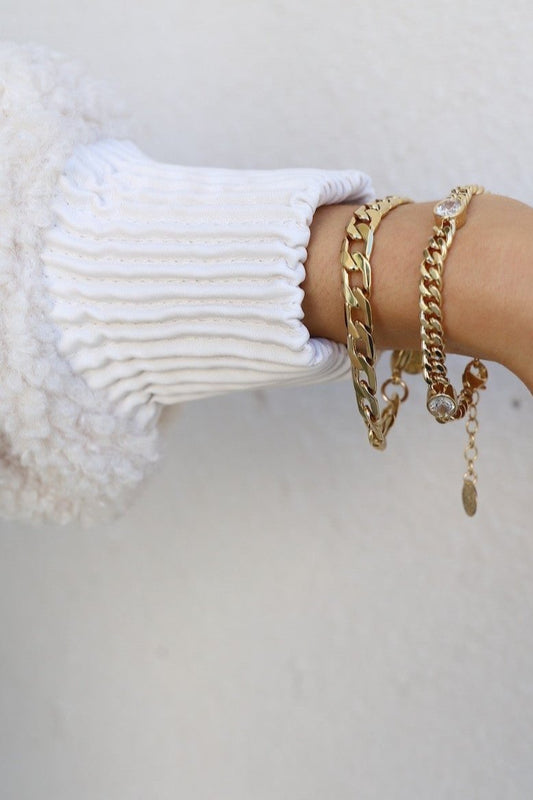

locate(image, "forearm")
[[303, 194, 533, 392]]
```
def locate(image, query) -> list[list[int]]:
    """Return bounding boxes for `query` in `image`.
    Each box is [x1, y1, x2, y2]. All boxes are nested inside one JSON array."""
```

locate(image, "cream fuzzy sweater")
[[0, 42, 374, 527]]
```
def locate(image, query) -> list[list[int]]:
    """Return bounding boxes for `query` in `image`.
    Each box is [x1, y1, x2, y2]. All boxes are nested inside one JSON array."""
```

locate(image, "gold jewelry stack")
[[341, 185, 488, 516]]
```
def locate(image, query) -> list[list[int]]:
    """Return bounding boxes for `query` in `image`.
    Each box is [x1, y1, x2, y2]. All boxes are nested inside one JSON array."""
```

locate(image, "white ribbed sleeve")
[[0, 40, 375, 527], [42, 139, 374, 426]]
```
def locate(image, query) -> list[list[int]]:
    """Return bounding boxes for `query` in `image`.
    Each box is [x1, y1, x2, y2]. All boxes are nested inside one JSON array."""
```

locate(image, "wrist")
[[303, 193, 532, 393], [442, 193, 533, 392], [303, 200, 434, 352]]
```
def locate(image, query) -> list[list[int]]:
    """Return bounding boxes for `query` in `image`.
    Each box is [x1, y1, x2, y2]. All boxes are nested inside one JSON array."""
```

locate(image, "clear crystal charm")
[[427, 393, 457, 419], [433, 197, 463, 219]]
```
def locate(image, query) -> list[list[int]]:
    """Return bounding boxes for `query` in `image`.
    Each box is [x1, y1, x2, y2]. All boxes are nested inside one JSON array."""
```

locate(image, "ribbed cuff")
[[42, 139, 374, 425]]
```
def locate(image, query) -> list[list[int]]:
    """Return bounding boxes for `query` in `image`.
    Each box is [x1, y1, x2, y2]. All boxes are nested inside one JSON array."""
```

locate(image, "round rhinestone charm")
[[433, 197, 463, 219], [427, 393, 457, 420]]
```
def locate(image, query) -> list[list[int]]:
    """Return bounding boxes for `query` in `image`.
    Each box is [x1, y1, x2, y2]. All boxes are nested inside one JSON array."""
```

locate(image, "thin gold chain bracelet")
[[341, 195, 414, 450]]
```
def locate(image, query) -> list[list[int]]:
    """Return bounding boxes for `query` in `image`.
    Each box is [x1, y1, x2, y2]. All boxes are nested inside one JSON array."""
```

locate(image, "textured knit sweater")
[[0, 42, 374, 527]]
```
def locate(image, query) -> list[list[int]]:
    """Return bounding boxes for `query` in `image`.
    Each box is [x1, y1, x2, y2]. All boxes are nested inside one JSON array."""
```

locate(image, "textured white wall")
[[1, 1, 532, 799]]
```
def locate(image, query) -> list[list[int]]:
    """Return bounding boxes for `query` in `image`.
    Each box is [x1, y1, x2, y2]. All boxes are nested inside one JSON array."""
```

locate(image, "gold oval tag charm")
[[462, 479, 477, 517]]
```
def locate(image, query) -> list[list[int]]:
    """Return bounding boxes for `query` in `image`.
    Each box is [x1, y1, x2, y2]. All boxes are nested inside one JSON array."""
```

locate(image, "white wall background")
[[1, 1, 532, 798]]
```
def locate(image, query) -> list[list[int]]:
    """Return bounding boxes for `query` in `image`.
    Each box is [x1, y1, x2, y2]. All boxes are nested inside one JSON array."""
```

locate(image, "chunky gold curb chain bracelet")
[[342, 185, 488, 516], [341, 196, 413, 450]]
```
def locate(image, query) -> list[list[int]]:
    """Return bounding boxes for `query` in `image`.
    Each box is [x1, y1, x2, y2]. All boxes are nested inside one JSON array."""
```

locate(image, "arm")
[[1, 41, 530, 528]]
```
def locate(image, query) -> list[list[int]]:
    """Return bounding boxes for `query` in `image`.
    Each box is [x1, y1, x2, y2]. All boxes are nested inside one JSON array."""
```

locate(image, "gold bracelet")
[[341, 196, 414, 450], [343, 187, 489, 514], [419, 185, 488, 515]]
